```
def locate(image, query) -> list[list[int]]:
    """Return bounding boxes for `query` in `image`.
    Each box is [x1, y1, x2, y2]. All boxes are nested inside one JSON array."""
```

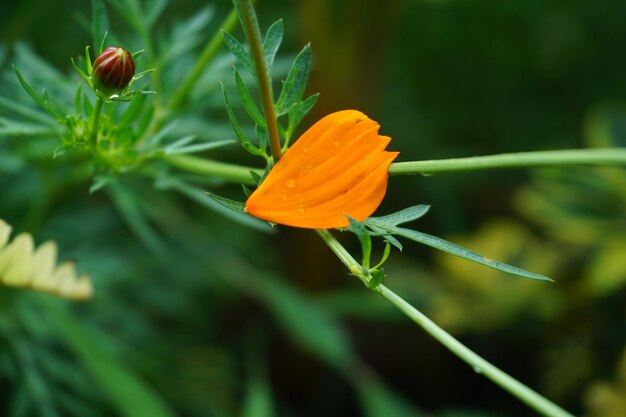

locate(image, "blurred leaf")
[[585, 237, 626, 296], [146, 0, 169, 28], [107, 183, 168, 254], [356, 377, 425, 417], [159, 7, 214, 66], [0, 96, 57, 126], [275, 45, 311, 116], [45, 300, 177, 417], [91, 0, 109, 53], [241, 350, 274, 417], [224, 263, 353, 369]]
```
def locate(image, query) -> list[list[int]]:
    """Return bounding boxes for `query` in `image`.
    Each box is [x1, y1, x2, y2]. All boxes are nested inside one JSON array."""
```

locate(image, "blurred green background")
[[1, 0, 625, 416]]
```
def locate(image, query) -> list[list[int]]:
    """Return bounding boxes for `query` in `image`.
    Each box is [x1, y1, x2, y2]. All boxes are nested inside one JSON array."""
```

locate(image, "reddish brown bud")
[[92, 47, 135, 94]]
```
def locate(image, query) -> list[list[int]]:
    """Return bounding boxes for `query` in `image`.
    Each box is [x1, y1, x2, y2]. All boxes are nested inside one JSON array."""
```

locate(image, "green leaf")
[[159, 7, 213, 66], [275, 44, 311, 115], [262, 19, 283, 70], [347, 217, 372, 269], [91, 0, 109, 53], [368, 223, 553, 281], [234, 67, 265, 127], [286, 93, 318, 140], [221, 31, 256, 77], [221, 83, 264, 156], [71, 57, 91, 85], [255, 124, 268, 153], [13, 67, 65, 122], [242, 353, 274, 417], [45, 300, 178, 417], [205, 191, 246, 212], [368, 205, 430, 227]]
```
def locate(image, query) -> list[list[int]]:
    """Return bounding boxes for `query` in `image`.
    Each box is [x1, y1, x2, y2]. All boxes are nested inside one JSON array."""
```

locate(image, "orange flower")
[[245, 110, 399, 229]]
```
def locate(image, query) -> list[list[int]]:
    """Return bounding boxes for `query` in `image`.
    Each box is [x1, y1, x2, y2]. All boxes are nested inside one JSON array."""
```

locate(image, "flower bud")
[[92, 47, 135, 94]]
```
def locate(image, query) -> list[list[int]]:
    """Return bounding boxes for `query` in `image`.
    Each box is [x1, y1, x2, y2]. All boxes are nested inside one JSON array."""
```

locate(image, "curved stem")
[[234, 0, 282, 161], [389, 148, 626, 176], [316, 229, 575, 417], [90, 98, 104, 152]]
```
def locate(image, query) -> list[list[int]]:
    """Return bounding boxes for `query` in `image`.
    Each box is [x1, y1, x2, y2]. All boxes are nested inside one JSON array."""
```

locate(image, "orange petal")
[[245, 110, 399, 229]]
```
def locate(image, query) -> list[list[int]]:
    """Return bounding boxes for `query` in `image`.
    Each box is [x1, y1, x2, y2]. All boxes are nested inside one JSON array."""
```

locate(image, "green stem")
[[163, 154, 261, 185], [169, 8, 239, 112], [162, 148, 626, 187], [389, 148, 626, 176], [234, 0, 282, 161], [90, 98, 104, 151], [316, 229, 575, 417]]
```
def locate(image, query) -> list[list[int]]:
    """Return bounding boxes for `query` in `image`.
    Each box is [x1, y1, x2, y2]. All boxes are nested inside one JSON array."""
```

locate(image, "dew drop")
[[300, 164, 315, 171], [332, 137, 340, 146], [296, 205, 305, 214], [302, 146, 309, 153], [285, 178, 296, 188], [473, 367, 482, 374]]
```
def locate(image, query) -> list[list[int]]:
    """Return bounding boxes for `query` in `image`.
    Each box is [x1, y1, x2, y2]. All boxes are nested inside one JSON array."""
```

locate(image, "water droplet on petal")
[[296, 205, 305, 214], [285, 178, 296, 188], [302, 146, 309, 153], [300, 164, 315, 171], [281, 194, 288, 202], [332, 137, 340, 146]]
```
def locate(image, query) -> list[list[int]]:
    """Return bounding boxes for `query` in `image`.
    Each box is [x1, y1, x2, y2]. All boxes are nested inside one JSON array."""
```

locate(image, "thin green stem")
[[374, 285, 574, 417], [169, 8, 239, 112], [162, 148, 626, 187], [90, 98, 104, 151], [234, 0, 282, 161], [389, 148, 626, 176], [316, 229, 575, 417], [163, 154, 260, 185]]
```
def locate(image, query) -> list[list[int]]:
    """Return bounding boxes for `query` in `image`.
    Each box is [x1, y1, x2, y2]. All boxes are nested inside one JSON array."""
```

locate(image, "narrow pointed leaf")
[[367, 205, 430, 227], [286, 93, 318, 140], [91, 0, 109, 53], [348, 217, 372, 269], [262, 19, 283, 69], [275, 44, 311, 115], [221, 83, 263, 156], [221, 31, 256, 76], [374, 224, 552, 281], [234, 67, 265, 127], [13, 67, 65, 122], [205, 191, 246, 212]]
